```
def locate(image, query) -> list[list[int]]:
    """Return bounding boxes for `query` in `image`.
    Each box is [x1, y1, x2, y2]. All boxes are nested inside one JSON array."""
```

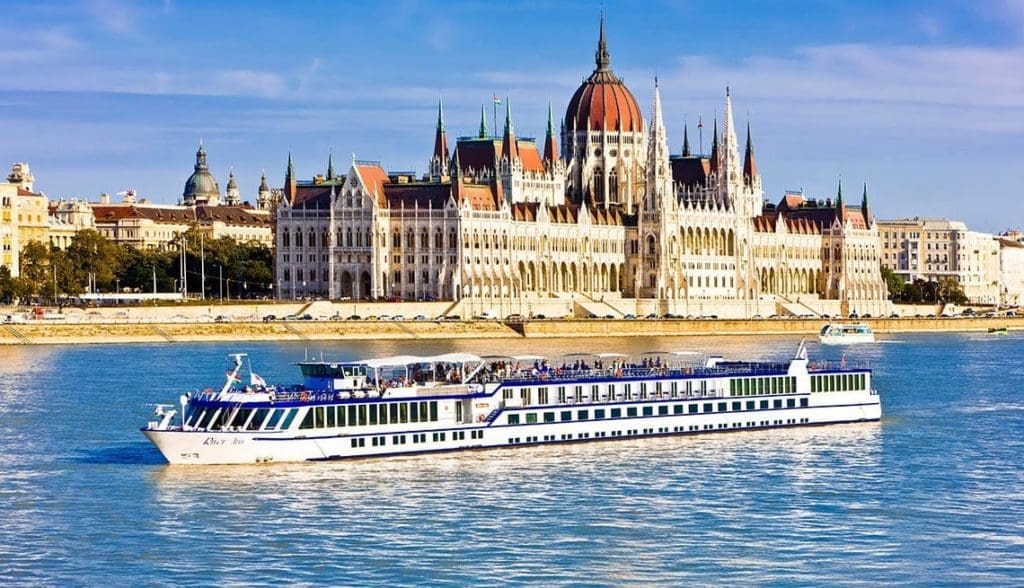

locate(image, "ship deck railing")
[[487, 360, 866, 385]]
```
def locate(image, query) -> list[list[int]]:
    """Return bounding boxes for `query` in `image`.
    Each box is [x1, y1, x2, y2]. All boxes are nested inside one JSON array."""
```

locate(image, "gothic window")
[[421, 229, 429, 249], [407, 229, 415, 250], [295, 230, 303, 247], [434, 229, 443, 249], [310, 269, 317, 281], [321, 230, 329, 248], [593, 168, 604, 203], [297, 269, 304, 282], [345, 229, 353, 247], [356, 230, 363, 247], [647, 236, 656, 255], [366, 229, 373, 247], [609, 169, 618, 203], [308, 229, 315, 248], [282, 231, 290, 248], [448, 229, 457, 249], [393, 230, 401, 248], [284, 269, 291, 281]]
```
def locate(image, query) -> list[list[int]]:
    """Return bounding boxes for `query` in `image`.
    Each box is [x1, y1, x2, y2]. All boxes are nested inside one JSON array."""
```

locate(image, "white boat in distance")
[[818, 323, 875, 345], [142, 341, 881, 465]]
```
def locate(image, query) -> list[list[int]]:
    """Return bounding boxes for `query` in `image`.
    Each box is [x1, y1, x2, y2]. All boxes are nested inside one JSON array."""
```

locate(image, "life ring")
[[299, 392, 310, 402], [477, 414, 486, 422]]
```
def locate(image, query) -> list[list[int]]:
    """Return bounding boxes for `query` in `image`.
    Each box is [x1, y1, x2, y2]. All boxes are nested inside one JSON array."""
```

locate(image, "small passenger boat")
[[142, 342, 881, 465], [988, 326, 1008, 335], [818, 323, 875, 345]]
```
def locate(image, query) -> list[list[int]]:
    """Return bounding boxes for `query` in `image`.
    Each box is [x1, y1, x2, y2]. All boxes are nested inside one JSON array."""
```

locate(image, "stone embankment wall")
[[0, 317, 1020, 345]]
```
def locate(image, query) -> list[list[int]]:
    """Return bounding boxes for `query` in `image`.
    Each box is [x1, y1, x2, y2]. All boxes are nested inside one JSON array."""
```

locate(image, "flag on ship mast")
[[250, 372, 267, 387], [226, 370, 242, 383], [492, 94, 501, 106]]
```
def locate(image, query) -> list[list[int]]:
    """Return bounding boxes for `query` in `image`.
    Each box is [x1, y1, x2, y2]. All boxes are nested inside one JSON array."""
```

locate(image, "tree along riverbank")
[[0, 316, 1020, 345]]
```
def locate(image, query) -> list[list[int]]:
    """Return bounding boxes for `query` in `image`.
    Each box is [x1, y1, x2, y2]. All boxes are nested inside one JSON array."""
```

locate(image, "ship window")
[[247, 408, 269, 431], [718, 402, 727, 412], [758, 378, 765, 394], [455, 402, 462, 422], [790, 377, 797, 392], [508, 414, 520, 425], [503, 389, 513, 400], [280, 408, 299, 430], [860, 374, 866, 389], [544, 412, 555, 423], [409, 403, 419, 423], [263, 409, 282, 430], [358, 405, 368, 426], [378, 405, 388, 425], [185, 405, 202, 427], [595, 409, 606, 419], [578, 410, 590, 420], [538, 387, 549, 404], [419, 402, 429, 422], [611, 408, 622, 418], [674, 405, 684, 414], [771, 378, 777, 394], [773, 399, 783, 408], [658, 405, 668, 415], [369, 405, 378, 426], [430, 402, 438, 421], [316, 407, 327, 428], [298, 409, 315, 430], [688, 404, 698, 414], [760, 400, 769, 409], [561, 411, 572, 422], [326, 407, 336, 428], [811, 376, 818, 393], [526, 413, 537, 424], [746, 401, 755, 410], [671, 382, 678, 394], [703, 403, 713, 413], [800, 398, 809, 407], [787, 398, 796, 408], [349, 405, 358, 425], [627, 407, 638, 417]]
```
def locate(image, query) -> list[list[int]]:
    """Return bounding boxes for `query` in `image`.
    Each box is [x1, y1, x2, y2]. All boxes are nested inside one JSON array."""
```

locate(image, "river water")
[[1, 332, 1022, 585]]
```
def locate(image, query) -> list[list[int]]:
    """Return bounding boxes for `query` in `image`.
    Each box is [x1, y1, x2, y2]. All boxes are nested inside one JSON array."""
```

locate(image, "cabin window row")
[[810, 373, 866, 393], [505, 397, 810, 424], [300, 401, 440, 430], [504, 379, 723, 405], [186, 406, 301, 432], [728, 376, 797, 397]]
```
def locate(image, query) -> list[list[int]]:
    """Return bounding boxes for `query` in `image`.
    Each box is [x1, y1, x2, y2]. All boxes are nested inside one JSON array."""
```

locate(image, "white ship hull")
[[144, 392, 881, 465]]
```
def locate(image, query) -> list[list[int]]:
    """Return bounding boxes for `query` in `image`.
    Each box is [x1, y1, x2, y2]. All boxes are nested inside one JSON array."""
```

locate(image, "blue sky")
[[1, 0, 1022, 231]]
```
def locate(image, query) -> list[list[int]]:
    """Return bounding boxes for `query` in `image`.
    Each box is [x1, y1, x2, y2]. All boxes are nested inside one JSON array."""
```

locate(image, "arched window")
[[448, 228, 457, 249], [295, 230, 303, 247], [647, 236, 656, 255], [283, 231, 290, 247], [321, 230, 329, 248], [420, 229, 429, 249], [393, 230, 401, 248], [407, 228, 415, 250], [434, 229, 443, 249], [345, 228, 353, 247]]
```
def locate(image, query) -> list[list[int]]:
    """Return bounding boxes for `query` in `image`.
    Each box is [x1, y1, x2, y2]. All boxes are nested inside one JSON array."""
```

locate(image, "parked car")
[[262, 314, 277, 323], [346, 314, 362, 320], [506, 313, 523, 321], [889, 312, 900, 318], [413, 314, 427, 321], [644, 313, 659, 319], [1006, 310, 1017, 317]]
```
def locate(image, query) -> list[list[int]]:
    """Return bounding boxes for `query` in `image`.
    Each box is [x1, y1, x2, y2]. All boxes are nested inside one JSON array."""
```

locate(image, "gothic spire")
[[432, 98, 449, 174], [836, 178, 845, 222], [285, 151, 296, 202], [543, 101, 559, 164], [478, 105, 487, 138], [595, 11, 611, 72], [709, 118, 720, 173], [861, 182, 873, 228], [326, 151, 335, 179], [501, 98, 519, 161], [743, 121, 758, 185], [682, 123, 691, 157], [259, 169, 269, 192]]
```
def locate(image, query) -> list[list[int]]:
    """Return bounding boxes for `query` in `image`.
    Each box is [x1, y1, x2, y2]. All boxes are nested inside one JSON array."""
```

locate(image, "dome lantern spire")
[[595, 11, 611, 72]]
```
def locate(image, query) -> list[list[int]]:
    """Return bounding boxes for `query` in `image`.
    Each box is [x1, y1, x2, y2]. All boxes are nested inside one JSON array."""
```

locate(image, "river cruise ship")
[[142, 342, 881, 465], [818, 323, 875, 345]]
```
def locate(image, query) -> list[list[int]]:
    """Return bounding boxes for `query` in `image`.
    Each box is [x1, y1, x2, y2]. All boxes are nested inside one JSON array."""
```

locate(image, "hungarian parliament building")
[[274, 19, 888, 317]]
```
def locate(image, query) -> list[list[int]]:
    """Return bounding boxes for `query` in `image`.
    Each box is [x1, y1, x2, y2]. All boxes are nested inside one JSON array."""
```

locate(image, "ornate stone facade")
[[274, 17, 888, 317]]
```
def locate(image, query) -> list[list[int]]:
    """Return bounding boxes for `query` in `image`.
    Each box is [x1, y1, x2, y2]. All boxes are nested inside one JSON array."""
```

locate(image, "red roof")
[[455, 139, 545, 173], [355, 164, 389, 206], [565, 71, 644, 133]]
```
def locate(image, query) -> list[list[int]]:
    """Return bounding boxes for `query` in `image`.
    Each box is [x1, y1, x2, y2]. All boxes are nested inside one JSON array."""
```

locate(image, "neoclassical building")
[[275, 17, 887, 316]]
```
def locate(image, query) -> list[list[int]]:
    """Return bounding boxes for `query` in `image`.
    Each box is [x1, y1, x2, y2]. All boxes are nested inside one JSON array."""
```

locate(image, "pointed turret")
[[478, 105, 488, 138], [543, 101, 559, 164], [682, 124, 691, 157], [720, 87, 741, 180], [430, 98, 449, 178], [743, 122, 758, 186], [709, 118, 720, 174], [500, 98, 519, 161], [647, 78, 672, 211], [835, 179, 845, 223], [284, 152, 296, 203], [861, 182, 873, 228], [326, 152, 335, 180]]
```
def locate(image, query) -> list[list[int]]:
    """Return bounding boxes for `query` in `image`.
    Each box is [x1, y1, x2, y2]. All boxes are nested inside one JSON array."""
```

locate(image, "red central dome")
[[564, 18, 644, 134]]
